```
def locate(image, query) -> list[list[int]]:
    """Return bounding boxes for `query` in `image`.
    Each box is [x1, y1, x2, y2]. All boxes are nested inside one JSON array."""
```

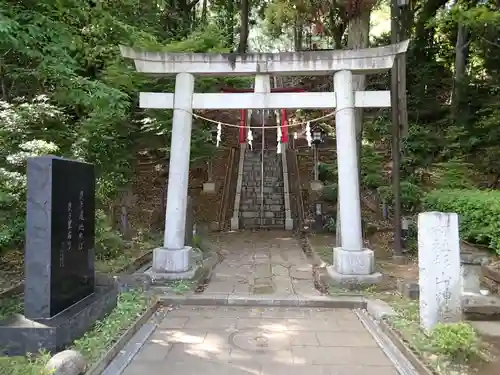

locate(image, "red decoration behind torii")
[[220, 87, 306, 145]]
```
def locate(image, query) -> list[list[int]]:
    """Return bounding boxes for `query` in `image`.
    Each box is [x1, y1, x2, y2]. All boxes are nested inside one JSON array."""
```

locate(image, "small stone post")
[[418, 212, 462, 331]]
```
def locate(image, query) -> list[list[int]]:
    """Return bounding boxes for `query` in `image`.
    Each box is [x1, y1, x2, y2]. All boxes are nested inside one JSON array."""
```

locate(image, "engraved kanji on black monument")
[[24, 156, 95, 319]]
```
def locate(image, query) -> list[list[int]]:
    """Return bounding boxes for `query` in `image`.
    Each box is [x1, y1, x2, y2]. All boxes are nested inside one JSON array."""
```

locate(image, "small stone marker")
[[418, 212, 462, 331], [202, 181, 216, 193]]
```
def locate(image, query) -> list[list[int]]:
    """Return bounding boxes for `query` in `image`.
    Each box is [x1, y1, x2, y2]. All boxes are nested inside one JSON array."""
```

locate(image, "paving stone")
[[165, 355, 257, 375], [204, 331, 232, 348], [156, 316, 189, 329], [133, 342, 171, 361], [166, 342, 232, 361], [288, 331, 320, 346], [315, 331, 378, 347], [261, 364, 330, 375], [291, 346, 392, 366], [229, 348, 295, 365], [184, 316, 238, 329], [122, 362, 166, 375], [237, 317, 287, 331], [290, 265, 313, 280], [326, 366, 399, 375], [286, 318, 364, 332]]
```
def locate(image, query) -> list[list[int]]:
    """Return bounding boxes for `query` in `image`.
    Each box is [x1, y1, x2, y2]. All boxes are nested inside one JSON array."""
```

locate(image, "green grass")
[[314, 245, 332, 265], [161, 280, 195, 294], [0, 296, 22, 321], [0, 290, 152, 375]]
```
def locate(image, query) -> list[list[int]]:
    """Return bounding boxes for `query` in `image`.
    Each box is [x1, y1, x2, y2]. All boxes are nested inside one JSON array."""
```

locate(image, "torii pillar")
[[121, 41, 409, 283]]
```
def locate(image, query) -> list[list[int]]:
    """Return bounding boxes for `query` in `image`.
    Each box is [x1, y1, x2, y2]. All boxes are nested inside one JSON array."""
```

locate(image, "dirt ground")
[[0, 250, 24, 292]]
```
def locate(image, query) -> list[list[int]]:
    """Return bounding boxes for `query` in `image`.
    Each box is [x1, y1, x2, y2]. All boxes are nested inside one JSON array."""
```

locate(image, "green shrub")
[[95, 210, 125, 260], [377, 181, 424, 213], [321, 183, 338, 203], [362, 173, 384, 189], [318, 162, 337, 183], [324, 217, 336, 232], [360, 144, 385, 189], [429, 322, 480, 361], [430, 160, 476, 189], [423, 189, 500, 253]]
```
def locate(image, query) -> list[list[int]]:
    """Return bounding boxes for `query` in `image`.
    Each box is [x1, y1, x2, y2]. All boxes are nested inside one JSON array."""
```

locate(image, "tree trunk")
[[294, 19, 303, 51], [451, 22, 469, 119], [238, 0, 250, 53], [201, 0, 208, 23], [414, 0, 449, 58], [335, 8, 370, 247], [227, 0, 235, 49]]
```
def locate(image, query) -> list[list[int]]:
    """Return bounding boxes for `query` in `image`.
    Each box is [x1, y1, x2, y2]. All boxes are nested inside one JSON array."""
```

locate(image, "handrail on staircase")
[[288, 148, 306, 230], [217, 147, 236, 230]]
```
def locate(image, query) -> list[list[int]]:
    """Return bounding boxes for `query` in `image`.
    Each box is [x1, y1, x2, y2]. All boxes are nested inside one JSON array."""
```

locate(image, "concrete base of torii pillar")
[[326, 70, 382, 287]]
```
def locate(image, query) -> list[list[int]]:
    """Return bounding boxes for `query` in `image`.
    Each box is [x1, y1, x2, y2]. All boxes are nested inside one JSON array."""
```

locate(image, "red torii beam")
[[220, 87, 306, 144]]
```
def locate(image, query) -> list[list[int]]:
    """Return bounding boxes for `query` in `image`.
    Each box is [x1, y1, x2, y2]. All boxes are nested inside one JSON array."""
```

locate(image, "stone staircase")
[[239, 149, 286, 228]]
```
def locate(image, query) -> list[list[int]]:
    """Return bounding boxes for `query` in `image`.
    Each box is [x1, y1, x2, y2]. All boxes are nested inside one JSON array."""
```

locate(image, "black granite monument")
[[0, 156, 118, 356]]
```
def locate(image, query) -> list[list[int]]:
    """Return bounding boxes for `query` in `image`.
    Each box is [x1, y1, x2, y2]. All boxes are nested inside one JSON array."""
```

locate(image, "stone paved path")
[[121, 306, 398, 375], [108, 231, 401, 375], [205, 231, 320, 296]]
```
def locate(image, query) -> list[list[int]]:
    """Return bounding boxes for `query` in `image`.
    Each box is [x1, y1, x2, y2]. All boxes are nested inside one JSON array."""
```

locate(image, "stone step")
[[239, 213, 285, 219], [240, 204, 284, 212], [244, 159, 281, 164], [240, 217, 285, 228], [243, 166, 281, 171], [240, 196, 284, 203], [242, 182, 284, 187], [240, 198, 284, 205], [240, 191, 284, 197], [244, 165, 281, 169], [241, 211, 260, 218], [241, 187, 284, 194]]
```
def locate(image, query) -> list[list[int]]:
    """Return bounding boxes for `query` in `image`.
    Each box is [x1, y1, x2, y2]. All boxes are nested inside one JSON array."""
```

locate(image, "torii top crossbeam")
[[220, 87, 305, 93], [120, 40, 409, 76]]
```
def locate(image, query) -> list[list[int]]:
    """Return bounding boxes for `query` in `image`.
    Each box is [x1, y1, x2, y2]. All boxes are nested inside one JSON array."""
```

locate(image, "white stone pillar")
[[334, 70, 363, 251], [154, 72, 195, 274], [326, 70, 381, 286], [418, 212, 462, 332]]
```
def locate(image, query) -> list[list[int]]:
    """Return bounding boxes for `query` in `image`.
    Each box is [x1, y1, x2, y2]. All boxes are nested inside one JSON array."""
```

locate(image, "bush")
[[360, 144, 385, 189], [317, 162, 336, 183], [423, 189, 500, 253], [324, 217, 335, 232], [321, 183, 337, 203], [430, 160, 476, 189], [95, 210, 125, 260], [429, 322, 480, 361], [377, 181, 424, 213]]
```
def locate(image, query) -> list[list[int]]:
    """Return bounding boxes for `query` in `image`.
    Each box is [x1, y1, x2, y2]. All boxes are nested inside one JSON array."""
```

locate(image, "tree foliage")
[[0, 0, 233, 253], [0, 0, 499, 254]]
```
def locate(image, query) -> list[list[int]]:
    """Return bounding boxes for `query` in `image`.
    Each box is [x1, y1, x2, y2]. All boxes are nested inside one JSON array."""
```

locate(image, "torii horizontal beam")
[[140, 91, 391, 110], [120, 40, 409, 76], [220, 87, 306, 93]]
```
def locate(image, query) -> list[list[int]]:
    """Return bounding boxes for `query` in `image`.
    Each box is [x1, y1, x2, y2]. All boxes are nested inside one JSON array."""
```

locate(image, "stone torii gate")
[[121, 41, 409, 284]]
